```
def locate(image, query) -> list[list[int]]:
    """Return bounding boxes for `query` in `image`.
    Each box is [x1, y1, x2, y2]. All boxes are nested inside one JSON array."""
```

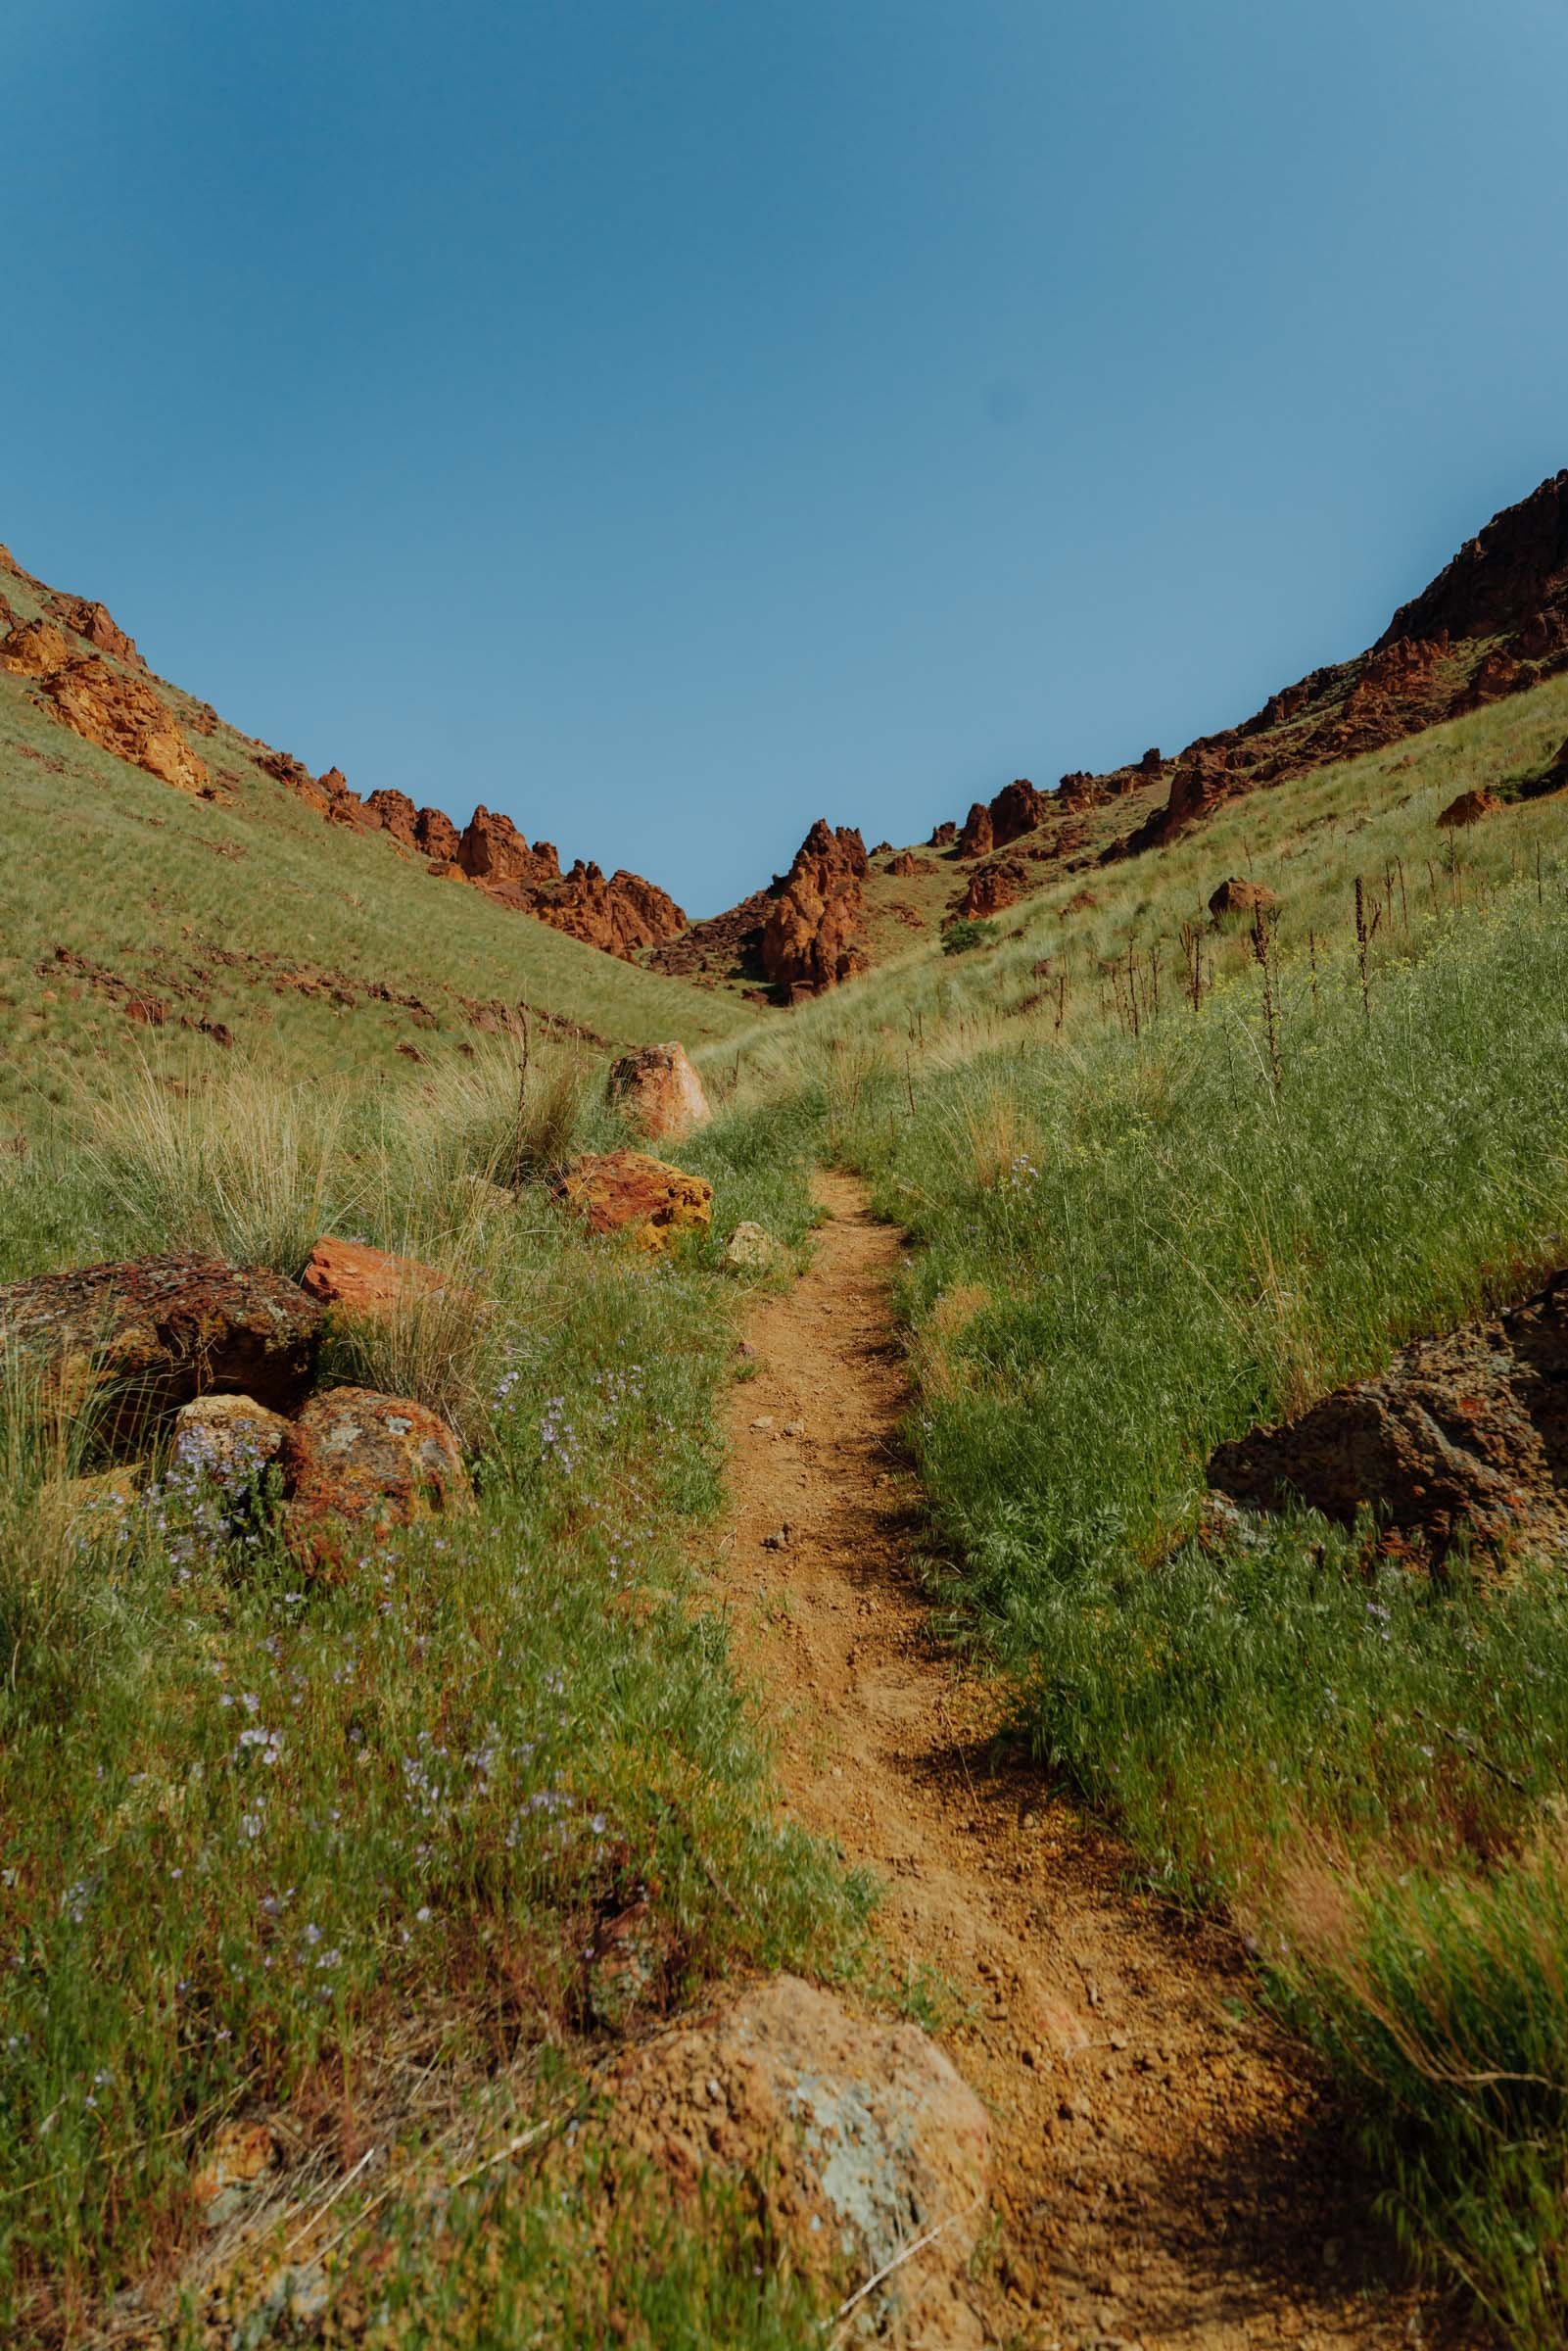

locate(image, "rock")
[[1209, 1270, 1568, 1561], [39, 643, 210, 795], [551, 1151, 713, 1253], [55, 597, 143, 667], [455, 809, 687, 960], [604, 1974, 989, 2344], [957, 801, 994, 858], [606, 1042, 710, 1140], [0, 1256, 321, 1446], [760, 821, 870, 997], [929, 820, 958, 847], [1437, 789, 1502, 829], [1208, 877, 1280, 919], [0, 616, 71, 678], [192, 2120, 277, 2212], [960, 857, 1030, 921], [584, 1899, 681, 2032], [885, 849, 934, 878], [280, 1387, 472, 1568], [761, 1527, 790, 1550], [172, 1393, 289, 1486], [722, 1221, 780, 1274], [299, 1237, 465, 1319]]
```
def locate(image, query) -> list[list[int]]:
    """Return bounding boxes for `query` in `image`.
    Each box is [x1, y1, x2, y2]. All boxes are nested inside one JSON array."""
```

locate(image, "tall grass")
[[808, 872, 1568, 2335]]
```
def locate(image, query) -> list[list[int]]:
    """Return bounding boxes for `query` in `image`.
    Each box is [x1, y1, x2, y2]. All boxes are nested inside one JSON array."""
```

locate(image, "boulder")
[[55, 597, 143, 667], [1210, 1271, 1568, 1561], [280, 1387, 472, 1568], [0, 616, 71, 678], [604, 1974, 989, 2344], [1437, 789, 1502, 829], [606, 1042, 710, 1140], [885, 849, 934, 878], [0, 1256, 321, 1445], [45, 648, 210, 794], [551, 1151, 713, 1253], [1208, 877, 1280, 920], [928, 820, 958, 848], [299, 1237, 463, 1319], [173, 1393, 289, 1486], [721, 1221, 780, 1274]]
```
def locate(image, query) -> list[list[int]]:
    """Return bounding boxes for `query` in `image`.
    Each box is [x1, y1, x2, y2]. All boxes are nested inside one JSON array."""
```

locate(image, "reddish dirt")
[[718, 1175, 1442, 2350]]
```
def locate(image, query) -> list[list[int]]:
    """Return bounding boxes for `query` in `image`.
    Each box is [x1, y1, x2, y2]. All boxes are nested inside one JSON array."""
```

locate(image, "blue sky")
[[6, 0, 1567, 913]]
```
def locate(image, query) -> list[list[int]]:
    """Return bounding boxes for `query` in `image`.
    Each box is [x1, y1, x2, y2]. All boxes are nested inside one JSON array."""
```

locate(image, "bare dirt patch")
[[717, 1171, 1442, 2349]]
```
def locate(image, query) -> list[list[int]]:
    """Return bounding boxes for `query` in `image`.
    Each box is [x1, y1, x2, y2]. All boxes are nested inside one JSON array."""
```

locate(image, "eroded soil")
[[717, 1172, 1441, 2351]]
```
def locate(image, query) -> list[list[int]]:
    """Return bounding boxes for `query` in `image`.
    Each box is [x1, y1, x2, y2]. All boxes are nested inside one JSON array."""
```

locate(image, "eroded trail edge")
[[719, 1172, 1425, 2351]]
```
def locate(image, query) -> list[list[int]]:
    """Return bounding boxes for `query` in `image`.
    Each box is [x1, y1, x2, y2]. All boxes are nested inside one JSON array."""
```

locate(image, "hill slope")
[[0, 550, 747, 1138]]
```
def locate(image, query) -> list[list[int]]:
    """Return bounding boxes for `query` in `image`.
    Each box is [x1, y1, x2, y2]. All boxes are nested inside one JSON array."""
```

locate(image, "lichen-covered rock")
[[606, 1042, 710, 1140], [721, 1221, 780, 1274], [173, 1393, 289, 1486], [604, 1974, 989, 2344], [280, 1386, 472, 1568], [551, 1151, 713, 1253], [0, 1256, 321, 1445], [1210, 1271, 1568, 1561]]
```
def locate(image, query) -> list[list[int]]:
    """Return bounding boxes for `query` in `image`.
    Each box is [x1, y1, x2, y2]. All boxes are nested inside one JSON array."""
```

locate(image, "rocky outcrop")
[[56, 597, 143, 667], [960, 856, 1030, 920], [0, 1256, 320, 1445], [280, 1387, 472, 1569], [1, 619, 210, 794], [885, 848, 935, 878], [535, 861, 686, 958], [456, 805, 560, 889], [759, 820, 869, 997], [604, 1974, 990, 2346], [957, 801, 994, 857], [1210, 1271, 1568, 1562], [606, 1042, 710, 1140], [1208, 877, 1279, 919], [551, 1151, 713, 1252]]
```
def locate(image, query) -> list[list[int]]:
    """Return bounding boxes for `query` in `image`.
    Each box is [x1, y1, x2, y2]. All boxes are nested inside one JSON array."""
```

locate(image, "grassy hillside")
[[0, 652, 746, 1143]]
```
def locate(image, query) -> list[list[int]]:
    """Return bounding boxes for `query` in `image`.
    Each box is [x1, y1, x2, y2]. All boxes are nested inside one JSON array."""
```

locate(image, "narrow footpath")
[[718, 1172, 1435, 2351]]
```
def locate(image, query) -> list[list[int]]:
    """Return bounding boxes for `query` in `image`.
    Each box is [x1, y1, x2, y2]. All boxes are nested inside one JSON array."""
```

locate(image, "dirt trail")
[[719, 1173, 1434, 2351]]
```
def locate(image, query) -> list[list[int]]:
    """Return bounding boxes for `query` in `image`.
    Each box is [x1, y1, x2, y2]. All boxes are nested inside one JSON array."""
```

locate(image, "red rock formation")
[[56, 597, 143, 667], [1, 618, 211, 794], [551, 1151, 714, 1251], [760, 821, 870, 997], [363, 788, 421, 845], [1437, 789, 1501, 829], [929, 820, 958, 847], [957, 802, 994, 857], [1208, 877, 1279, 919], [960, 857, 1030, 920], [300, 1238, 470, 1319], [886, 849, 935, 877]]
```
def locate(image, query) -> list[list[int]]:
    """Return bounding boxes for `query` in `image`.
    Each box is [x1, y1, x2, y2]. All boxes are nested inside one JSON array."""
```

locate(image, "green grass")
[[802, 860, 1568, 2337], [0, 1056, 860, 2344]]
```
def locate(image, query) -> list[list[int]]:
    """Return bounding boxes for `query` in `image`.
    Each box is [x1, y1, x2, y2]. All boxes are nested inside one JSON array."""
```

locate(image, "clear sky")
[[6, 1, 1566, 914]]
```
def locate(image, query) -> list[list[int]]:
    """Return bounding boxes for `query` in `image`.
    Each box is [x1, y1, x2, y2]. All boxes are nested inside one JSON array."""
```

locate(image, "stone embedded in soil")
[[299, 1236, 465, 1320], [606, 1040, 710, 1140], [173, 1392, 289, 1486], [1437, 788, 1502, 828], [603, 1973, 989, 2343], [0, 1255, 321, 1445], [550, 1150, 713, 1253], [1209, 1269, 1568, 1559], [279, 1385, 472, 1569], [723, 1221, 780, 1274], [1207, 876, 1279, 919]]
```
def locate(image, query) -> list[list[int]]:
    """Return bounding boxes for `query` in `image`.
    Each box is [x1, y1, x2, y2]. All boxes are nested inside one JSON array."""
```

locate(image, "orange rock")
[[1437, 788, 1502, 829], [1208, 877, 1280, 918], [0, 616, 211, 794], [280, 1386, 472, 1569], [606, 1042, 710, 1140], [759, 820, 869, 998], [299, 1237, 466, 1319], [551, 1150, 712, 1252]]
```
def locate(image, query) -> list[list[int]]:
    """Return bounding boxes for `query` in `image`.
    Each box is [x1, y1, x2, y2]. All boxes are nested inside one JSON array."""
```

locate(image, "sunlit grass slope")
[[0, 662, 748, 1139]]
